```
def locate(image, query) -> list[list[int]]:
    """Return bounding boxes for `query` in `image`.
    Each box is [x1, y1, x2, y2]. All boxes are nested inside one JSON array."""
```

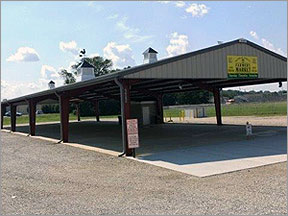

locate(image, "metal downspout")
[[114, 78, 126, 157]]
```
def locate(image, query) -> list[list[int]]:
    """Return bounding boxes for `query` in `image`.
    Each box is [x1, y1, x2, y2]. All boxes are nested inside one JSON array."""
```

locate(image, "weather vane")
[[79, 49, 86, 58]]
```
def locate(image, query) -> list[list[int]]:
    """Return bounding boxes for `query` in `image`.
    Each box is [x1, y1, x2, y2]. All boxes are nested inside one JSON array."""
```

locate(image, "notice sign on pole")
[[227, 55, 258, 78], [126, 119, 139, 149]]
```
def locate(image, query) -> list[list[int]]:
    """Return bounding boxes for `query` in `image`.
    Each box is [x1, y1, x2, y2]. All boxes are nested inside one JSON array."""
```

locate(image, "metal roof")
[[78, 60, 95, 68], [143, 47, 158, 54], [2, 38, 286, 106]]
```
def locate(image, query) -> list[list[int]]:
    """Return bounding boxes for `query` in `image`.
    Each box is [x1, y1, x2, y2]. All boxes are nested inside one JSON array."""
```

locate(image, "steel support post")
[[213, 88, 222, 126], [59, 95, 70, 142], [28, 100, 36, 136], [156, 94, 164, 124], [1, 104, 6, 129], [123, 80, 132, 156], [76, 103, 80, 122], [10, 104, 16, 132], [94, 100, 100, 122]]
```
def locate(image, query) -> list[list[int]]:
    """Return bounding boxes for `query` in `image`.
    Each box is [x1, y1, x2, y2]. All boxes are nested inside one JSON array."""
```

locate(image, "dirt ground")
[[1, 131, 287, 215]]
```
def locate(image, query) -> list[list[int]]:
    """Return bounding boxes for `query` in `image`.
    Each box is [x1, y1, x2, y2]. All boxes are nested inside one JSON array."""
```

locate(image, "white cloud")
[[40, 65, 59, 79], [249, 31, 259, 40], [185, 3, 209, 17], [89, 53, 100, 58], [87, 1, 103, 12], [1, 77, 63, 100], [261, 38, 285, 56], [166, 32, 189, 57], [59, 40, 79, 55], [6, 47, 40, 62], [103, 42, 136, 69], [107, 14, 119, 19], [116, 16, 153, 43], [1, 80, 43, 100], [158, 1, 170, 4], [248, 31, 286, 56], [1, 64, 64, 99], [175, 1, 185, 8]]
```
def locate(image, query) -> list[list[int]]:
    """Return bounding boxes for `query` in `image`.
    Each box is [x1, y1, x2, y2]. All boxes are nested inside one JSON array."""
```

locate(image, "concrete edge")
[[1, 129, 120, 157], [129, 156, 287, 178]]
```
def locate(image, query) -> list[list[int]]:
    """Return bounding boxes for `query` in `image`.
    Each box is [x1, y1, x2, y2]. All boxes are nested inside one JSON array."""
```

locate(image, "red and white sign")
[[126, 119, 139, 149]]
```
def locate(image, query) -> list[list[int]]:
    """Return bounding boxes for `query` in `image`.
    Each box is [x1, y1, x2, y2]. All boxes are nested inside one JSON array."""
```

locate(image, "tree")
[[59, 56, 114, 85], [71, 56, 113, 78], [59, 69, 76, 85]]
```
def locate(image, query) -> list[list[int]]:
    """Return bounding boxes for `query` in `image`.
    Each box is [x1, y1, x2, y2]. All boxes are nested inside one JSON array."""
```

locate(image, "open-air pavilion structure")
[[1, 38, 287, 156]]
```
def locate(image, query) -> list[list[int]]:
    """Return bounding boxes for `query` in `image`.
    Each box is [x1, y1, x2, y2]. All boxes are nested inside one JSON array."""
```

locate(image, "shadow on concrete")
[[4, 121, 287, 164]]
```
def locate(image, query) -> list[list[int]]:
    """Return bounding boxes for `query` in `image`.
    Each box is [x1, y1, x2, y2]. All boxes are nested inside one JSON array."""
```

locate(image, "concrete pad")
[[3, 120, 287, 177], [135, 133, 287, 177]]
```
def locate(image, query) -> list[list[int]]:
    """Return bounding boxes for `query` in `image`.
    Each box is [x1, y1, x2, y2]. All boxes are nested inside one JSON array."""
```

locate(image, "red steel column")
[[76, 103, 80, 122], [123, 80, 132, 156], [1, 104, 6, 129], [28, 100, 36, 136], [10, 104, 16, 132], [213, 88, 222, 126], [59, 95, 70, 142], [156, 94, 164, 124], [94, 100, 100, 122]]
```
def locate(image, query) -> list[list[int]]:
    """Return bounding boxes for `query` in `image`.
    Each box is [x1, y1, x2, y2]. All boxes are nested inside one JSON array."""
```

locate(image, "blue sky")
[[1, 1, 287, 99]]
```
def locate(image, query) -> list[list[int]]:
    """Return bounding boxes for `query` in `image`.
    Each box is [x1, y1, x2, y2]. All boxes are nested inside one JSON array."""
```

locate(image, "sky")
[[1, 1, 287, 99]]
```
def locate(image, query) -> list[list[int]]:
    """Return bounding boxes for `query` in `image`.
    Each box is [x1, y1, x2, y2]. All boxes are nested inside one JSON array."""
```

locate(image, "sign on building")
[[126, 119, 139, 149], [227, 55, 258, 78]]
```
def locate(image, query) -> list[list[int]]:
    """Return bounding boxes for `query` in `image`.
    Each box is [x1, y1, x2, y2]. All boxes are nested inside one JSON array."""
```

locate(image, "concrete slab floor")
[[3, 120, 287, 177]]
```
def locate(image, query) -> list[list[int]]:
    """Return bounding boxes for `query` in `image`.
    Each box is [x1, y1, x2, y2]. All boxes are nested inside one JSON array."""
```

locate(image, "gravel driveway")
[[1, 132, 287, 215]]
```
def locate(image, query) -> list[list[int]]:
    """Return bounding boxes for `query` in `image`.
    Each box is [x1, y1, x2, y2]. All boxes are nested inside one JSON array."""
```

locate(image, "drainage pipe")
[[114, 78, 126, 157]]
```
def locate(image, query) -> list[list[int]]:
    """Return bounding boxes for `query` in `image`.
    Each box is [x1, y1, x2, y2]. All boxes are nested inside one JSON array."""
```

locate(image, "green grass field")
[[3, 102, 286, 126], [164, 101, 287, 118], [3, 113, 118, 126]]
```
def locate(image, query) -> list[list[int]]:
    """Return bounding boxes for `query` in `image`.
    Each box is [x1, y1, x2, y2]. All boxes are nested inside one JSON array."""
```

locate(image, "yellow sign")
[[227, 56, 258, 78]]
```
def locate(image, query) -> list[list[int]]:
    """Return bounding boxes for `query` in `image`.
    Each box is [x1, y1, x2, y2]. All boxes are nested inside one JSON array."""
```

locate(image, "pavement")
[[136, 133, 287, 177], [1, 132, 287, 215]]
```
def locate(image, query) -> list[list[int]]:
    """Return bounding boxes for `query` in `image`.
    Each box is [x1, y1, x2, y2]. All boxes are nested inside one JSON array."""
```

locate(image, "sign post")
[[126, 119, 139, 157]]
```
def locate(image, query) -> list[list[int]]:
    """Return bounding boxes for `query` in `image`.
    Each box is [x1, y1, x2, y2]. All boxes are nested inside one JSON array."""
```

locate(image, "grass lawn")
[[3, 102, 286, 126], [164, 101, 287, 118], [3, 113, 118, 126]]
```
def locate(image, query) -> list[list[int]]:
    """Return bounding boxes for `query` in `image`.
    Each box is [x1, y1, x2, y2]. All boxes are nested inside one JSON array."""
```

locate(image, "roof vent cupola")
[[143, 47, 158, 64], [76, 59, 95, 82], [48, 80, 55, 89]]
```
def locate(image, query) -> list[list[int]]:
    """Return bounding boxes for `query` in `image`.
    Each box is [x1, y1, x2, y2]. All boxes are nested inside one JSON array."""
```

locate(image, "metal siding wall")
[[125, 43, 286, 79]]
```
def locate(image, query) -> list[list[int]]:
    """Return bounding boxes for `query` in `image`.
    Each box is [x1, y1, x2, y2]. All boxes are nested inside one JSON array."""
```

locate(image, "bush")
[[42, 104, 60, 113]]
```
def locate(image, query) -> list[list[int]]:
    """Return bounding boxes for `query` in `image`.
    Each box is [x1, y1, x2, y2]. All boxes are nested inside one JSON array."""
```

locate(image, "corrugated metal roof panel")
[[125, 42, 287, 79]]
